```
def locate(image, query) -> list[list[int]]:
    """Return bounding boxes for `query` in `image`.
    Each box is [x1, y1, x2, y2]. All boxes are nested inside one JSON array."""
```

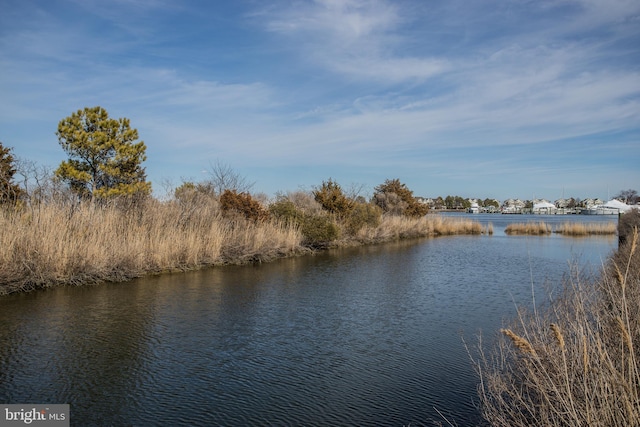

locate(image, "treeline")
[[427, 196, 500, 210]]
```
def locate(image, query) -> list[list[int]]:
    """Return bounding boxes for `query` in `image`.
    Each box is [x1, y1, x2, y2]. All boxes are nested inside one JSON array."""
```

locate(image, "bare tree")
[[615, 189, 638, 205], [344, 182, 368, 201], [204, 160, 254, 195], [21, 159, 79, 205]]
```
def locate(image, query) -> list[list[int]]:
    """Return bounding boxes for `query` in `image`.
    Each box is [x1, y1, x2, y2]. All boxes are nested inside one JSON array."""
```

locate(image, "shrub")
[[345, 202, 382, 234], [299, 213, 340, 247], [619, 209, 640, 246], [373, 192, 408, 216], [313, 179, 354, 218], [220, 189, 269, 222], [373, 178, 428, 217], [269, 199, 303, 223], [269, 198, 339, 247], [174, 181, 216, 202]]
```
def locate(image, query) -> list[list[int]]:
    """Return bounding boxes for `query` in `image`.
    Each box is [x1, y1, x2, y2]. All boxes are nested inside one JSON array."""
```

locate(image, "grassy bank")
[[505, 221, 618, 236], [0, 199, 303, 295], [473, 226, 640, 426], [1, 198, 487, 295]]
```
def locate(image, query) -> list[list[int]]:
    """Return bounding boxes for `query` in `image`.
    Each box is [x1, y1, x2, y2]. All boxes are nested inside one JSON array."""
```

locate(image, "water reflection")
[[0, 218, 616, 426]]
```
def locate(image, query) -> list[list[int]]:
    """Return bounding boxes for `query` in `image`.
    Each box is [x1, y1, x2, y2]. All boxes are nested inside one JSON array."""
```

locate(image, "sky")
[[1, 0, 639, 202]]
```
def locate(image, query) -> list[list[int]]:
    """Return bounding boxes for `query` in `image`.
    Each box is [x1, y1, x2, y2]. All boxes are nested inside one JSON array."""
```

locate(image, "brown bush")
[[373, 178, 428, 217], [312, 179, 354, 218], [220, 189, 270, 222]]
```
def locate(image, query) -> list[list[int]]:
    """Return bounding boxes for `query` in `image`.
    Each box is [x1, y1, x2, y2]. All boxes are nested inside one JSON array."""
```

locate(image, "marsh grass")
[[0, 199, 303, 295], [505, 222, 552, 235], [354, 215, 484, 242], [505, 221, 618, 236], [554, 221, 618, 236], [473, 228, 640, 426]]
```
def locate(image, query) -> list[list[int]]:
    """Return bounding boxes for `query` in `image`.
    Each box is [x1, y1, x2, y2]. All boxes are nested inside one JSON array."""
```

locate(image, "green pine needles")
[[55, 106, 151, 201]]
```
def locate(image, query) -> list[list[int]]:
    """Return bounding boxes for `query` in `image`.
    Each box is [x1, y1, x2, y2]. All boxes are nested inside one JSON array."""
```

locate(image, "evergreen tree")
[[313, 178, 354, 218], [373, 178, 429, 217], [0, 142, 23, 204], [55, 106, 151, 200]]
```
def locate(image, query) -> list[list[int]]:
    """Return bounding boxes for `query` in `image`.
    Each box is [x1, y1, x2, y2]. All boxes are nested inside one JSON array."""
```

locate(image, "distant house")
[[533, 200, 556, 214], [583, 198, 604, 208], [415, 197, 435, 209], [502, 198, 526, 214]]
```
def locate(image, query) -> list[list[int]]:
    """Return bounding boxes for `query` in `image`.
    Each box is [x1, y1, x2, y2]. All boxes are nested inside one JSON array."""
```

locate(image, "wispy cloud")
[[1, 0, 638, 199], [261, 0, 450, 82]]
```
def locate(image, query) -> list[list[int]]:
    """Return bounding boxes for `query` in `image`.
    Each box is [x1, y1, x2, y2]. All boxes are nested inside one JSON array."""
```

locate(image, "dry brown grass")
[[554, 221, 618, 236], [505, 221, 552, 235], [473, 228, 640, 426], [354, 214, 484, 242], [486, 222, 494, 235], [0, 199, 303, 295], [505, 221, 618, 236]]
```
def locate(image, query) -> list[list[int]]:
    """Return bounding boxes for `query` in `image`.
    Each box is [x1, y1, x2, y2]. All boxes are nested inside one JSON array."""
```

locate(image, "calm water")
[[0, 214, 617, 426]]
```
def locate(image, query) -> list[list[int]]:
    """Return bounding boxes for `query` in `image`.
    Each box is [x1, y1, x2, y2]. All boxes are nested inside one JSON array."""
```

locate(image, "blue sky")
[[1, 0, 638, 201]]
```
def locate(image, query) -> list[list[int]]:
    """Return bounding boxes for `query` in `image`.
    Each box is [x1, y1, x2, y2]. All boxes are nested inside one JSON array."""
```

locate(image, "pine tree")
[[55, 106, 151, 200], [0, 142, 23, 205]]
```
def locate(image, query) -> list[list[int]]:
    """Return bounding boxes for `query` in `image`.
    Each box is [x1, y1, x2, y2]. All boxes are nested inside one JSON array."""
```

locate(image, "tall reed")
[[473, 228, 640, 426], [505, 220, 618, 236], [554, 221, 618, 236], [504, 222, 551, 235], [355, 214, 483, 242], [0, 199, 303, 295]]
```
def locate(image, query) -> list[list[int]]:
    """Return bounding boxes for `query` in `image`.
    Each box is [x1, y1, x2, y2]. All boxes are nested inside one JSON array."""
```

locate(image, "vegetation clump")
[[220, 189, 270, 222], [373, 178, 429, 217], [344, 201, 382, 235], [269, 196, 340, 248], [312, 178, 354, 219], [505, 221, 619, 236], [505, 222, 552, 235], [554, 221, 618, 236]]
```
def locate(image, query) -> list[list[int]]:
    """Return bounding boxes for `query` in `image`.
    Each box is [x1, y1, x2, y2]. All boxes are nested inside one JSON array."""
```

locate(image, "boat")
[[582, 206, 618, 215], [582, 199, 632, 215]]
